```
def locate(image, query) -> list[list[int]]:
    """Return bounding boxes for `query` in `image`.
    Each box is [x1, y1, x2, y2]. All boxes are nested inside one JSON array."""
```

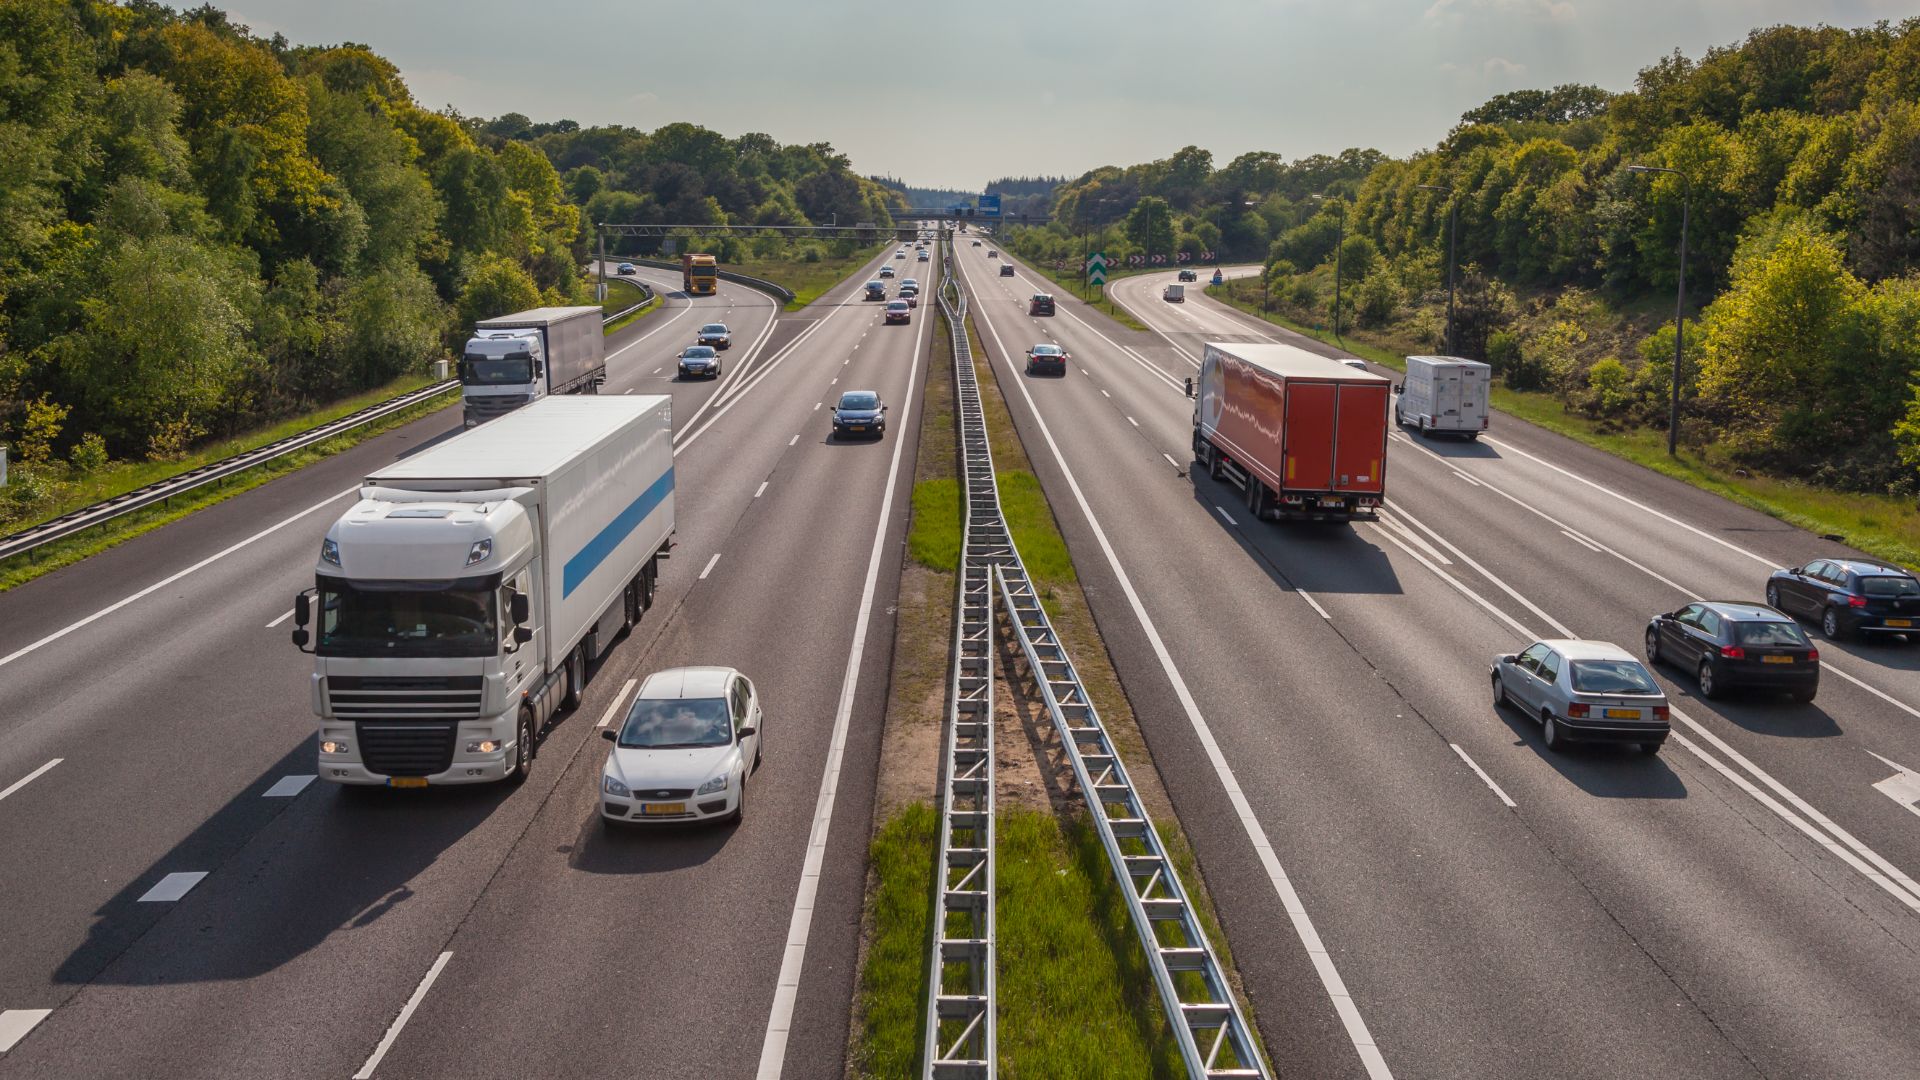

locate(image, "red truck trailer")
[[1192, 341, 1390, 521]]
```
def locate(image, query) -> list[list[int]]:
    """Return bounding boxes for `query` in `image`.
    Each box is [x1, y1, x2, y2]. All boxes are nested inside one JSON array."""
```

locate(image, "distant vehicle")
[[918, 250, 930, 261], [682, 253, 718, 296], [1026, 343, 1069, 376], [1163, 283, 1185, 302], [896, 249, 908, 258], [1178, 269, 1198, 282], [879, 265, 896, 278], [987, 250, 999, 258], [678, 345, 720, 379], [294, 397, 673, 787], [1029, 294, 1055, 316], [696, 322, 732, 350], [1767, 558, 1920, 641], [901, 278, 919, 289], [1396, 355, 1491, 439], [884, 300, 912, 324], [461, 307, 606, 427], [616, 262, 636, 275], [1647, 602, 1819, 702], [600, 666, 761, 825], [831, 390, 887, 439], [1339, 359, 1369, 372], [898, 283, 919, 307], [1493, 640, 1670, 754], [864, 280, 888, 301], [972, 239, 982, 247], [1193, 341, 1390, 522], [999, 263, 1015, 278]]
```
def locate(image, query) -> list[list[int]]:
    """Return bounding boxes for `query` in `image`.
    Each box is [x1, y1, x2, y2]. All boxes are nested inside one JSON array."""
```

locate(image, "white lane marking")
[[351, 951, 453, 1079], [625, 388, 635, 394], [1560, 529, 1602, 552], [1298, 589, 1332, 620], [0, 1010, 53, 1053], [653, 367, 663, 374], [1867, 751, 1920, 820], [1214, 506, 1238, 526], [674, 321, 834, 459], [758, 252, 932, 1079], [1452, 470, 1481, 487], [1162, 453, 1182, 469], [1365, 522, 1538, 640], [1081, 368, 1089, 376], [1377, 514, 1452, 567], [813, 402, 822, 411], [1450, 744, 1516, 808], [0, 487, 357, 671], [266, 608, 296, 629], [698, 554, 722, 581], [1127, 415, 1140, 427], [262, 775, 315, 798], [755, 481, 769, 499], [1823, 664, 1920, 723], [831, 378, 838, 385], [0, 759, 61, 803], [1100, 389, 1111, 398], [789, 434, 799, 446], [596, 678, 638, 729], [1389, 507, 1573, 637], [137, 872, 208, 903], [954, 249, 1395, 1079]]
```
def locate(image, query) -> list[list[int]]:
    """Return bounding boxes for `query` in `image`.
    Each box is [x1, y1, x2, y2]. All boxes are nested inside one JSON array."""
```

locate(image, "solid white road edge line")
[[351, 950, 453, 1079], [266, 608, 296, 629], [755, 249, 931, 1079], [698, 554, 721, 581], [0, 759, 62, 803], [0, 1010, 53, 1054], [1214, 506, 1238, 527], [137, 871, 207, 903], [262, 775, 316, 798], [1449, 744, 1517, 808], [0, 486, 358, 672], [1298, 589, 1332, 620], [955, 249, 1395, 1079], [596, 679, 638, 729]]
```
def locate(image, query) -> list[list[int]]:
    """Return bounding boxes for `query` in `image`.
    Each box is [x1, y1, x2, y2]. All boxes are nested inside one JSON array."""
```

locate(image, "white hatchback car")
[[600, 667, 762, 825]]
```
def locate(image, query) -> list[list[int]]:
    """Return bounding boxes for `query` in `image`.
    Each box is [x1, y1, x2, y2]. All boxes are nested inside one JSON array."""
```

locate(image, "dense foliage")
[[1008, 21, 1920, 492]]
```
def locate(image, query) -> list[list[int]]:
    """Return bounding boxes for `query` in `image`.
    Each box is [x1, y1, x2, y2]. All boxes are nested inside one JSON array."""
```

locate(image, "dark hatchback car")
[[1029, 294, 1055, 316], [830, 390, 886, 440], [1766, 557, 1920, 641], [1646, 601, 1819, 702]]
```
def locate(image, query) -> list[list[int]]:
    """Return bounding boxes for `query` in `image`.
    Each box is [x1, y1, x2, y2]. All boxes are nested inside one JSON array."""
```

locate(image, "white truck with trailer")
[[1394, 354, 1491, 439], [291, 396, 673, 787], [460, 306, 607, 427]]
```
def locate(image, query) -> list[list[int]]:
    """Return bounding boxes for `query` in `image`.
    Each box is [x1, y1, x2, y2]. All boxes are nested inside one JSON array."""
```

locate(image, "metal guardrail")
[[603, 277, 656, 322], [924, 246, 998, 1078], [617, 258, 796, 304]]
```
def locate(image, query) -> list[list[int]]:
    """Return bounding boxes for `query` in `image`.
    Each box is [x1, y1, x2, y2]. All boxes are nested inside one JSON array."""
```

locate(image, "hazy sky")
[[232, 0, 1918, 189]]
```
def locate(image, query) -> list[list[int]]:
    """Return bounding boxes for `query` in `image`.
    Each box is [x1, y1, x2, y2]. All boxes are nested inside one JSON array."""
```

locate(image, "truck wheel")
[[641, 565, 657, 611], [508, 708, 535, 785], [561, 646, 584, 711], [621, 582, 637, 635], [1245, 477, 1267, 520]]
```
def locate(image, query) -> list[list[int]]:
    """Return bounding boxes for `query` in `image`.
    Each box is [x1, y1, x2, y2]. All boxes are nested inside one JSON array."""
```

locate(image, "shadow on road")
[[568, 812, 733, 876], [1188, 469, 1404, 597], [1491, 698, 1688, 798]]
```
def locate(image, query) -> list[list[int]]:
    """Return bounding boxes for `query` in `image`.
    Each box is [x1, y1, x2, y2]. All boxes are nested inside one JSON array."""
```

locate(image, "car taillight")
[[1807, 647, 1819, 662], [1652, 705, 1670, 721], [1567, 703, 1590, 718], [1719, 645, 1746, 660], [1848, 595, 1867, 608]]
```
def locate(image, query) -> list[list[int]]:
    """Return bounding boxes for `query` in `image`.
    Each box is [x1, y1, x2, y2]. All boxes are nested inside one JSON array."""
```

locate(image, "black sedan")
[[1646, 601, 1819, 702], [830, 390, 886, 440], [1766, 557, 1920, 641]]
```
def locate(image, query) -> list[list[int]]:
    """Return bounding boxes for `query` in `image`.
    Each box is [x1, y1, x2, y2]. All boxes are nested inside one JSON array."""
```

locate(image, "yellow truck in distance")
[[682, 253, 718, 296]]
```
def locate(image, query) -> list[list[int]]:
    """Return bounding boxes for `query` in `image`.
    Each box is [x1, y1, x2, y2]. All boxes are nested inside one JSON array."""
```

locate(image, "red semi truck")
[[1192, 341, 1391, 521]]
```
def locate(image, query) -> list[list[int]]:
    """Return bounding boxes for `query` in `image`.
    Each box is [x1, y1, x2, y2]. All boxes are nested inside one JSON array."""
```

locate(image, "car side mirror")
[[1787, 566, 1800, 575], [601, 729, 617, 741], [1394, 384, 1404, 394], [1499, 654, 1516, 665], [510, 591, 530, 625], [513, 625, 534, 645], [736, 726, 756, 739], [881, 405, 888, 411]]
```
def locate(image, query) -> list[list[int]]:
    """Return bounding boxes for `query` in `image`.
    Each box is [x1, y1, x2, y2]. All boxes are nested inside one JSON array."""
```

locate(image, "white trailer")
[[1395, 354, 1491, 439], [461, 306, 607, 426], [292, 396, 674, 787]]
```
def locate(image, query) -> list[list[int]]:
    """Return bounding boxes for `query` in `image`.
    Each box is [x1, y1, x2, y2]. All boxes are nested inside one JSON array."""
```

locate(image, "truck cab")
[[461, 330, 547, 426], [682, 253, 719, 296]]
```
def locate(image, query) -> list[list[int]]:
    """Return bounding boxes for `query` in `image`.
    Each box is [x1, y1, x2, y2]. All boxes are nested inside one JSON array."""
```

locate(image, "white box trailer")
[[292, 395, 674, 786], [1395, 354, 1491, 439], [462, 306, 607, 426]]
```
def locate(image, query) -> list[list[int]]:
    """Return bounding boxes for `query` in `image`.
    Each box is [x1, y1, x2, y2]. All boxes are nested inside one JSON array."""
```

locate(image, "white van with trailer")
[[1395, 354, 1491, 439], [291, 396, 674, 787]]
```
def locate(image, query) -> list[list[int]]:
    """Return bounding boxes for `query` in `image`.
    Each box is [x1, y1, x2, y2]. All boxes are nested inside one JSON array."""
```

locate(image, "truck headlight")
[[466, 539, 493, 566], [321, 538, 341, 566], [695, 774, 729, 796], [320, 740, 350, 754], [603, 775, 631, 797], [466, 739, 502, 754]]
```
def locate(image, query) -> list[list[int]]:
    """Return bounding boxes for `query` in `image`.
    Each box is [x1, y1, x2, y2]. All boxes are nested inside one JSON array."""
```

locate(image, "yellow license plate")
[[642, 803, 686, 816], [849, 426, 866, 431], [1604, 708, 1639, 719], [1886, 619, 1912, 628], [1762, 655, 1794, 664], [388, 776, 428, 788]]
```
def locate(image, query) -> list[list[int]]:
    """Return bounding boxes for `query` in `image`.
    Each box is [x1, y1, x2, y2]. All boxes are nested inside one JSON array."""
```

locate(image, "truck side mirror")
[[291, 627, 310, 650], [510, 591, 530, 625], [1184, 377, 1194, 399], [294, 592, 311, 627], [513, 626, 534, 645], [1393, 384, 1404, 394]]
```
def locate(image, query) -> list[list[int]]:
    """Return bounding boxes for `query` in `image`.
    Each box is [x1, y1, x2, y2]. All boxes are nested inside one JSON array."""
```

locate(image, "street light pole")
[[1626, 164, 1692, 457], [1312, 193, 1345, 338], [1415, 184, 1457, 355]]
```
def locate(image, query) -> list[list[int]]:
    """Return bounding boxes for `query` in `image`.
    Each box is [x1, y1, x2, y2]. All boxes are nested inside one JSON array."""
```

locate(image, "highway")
[[956, 241, 1920, 1079], [0, 246, 927, 1078]]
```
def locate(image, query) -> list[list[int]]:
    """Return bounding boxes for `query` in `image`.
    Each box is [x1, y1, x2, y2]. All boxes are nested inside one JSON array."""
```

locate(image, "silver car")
[[1491, 639, 1670, 754]]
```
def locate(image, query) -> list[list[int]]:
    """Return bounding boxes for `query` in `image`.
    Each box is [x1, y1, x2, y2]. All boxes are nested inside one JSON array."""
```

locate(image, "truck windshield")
[[462, 354, 533, 386], [316, 577, 498, 658], [617, 697, 733, 749]]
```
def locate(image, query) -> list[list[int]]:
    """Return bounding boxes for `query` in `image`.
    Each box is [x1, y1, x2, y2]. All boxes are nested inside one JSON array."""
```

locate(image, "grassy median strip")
[[599, 277, 660, 334]]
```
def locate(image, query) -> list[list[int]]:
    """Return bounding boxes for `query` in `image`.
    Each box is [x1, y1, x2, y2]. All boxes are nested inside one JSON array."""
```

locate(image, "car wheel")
[[729, 776, 746, 825], [1697, 659, 1721, 700], [1394, 404, 1404, 427], [1540, 712, 1563, 752], [1645, 627, 1662, 666], [1765, 583, 1781, 611], [1789, 685, 1817, 704], [507, 708, 535, 785], [1638, 740, 1663, 756], [1418, 417, 1430, 438], [1492, 674, 1508, 710], [1822, 607, 1847, 641]]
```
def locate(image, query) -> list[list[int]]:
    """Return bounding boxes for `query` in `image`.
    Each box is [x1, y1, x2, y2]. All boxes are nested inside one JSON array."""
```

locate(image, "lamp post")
[[1311, 193, 1345, 338], [1415, 184, 1457, 355], [1625, 164, 1691, 456]]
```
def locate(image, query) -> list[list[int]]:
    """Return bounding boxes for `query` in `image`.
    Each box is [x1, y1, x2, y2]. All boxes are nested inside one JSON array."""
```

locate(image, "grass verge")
[[600, 277, 660, 333], [852, 803, 940, 1078], [1207, 280, 1920, 570]]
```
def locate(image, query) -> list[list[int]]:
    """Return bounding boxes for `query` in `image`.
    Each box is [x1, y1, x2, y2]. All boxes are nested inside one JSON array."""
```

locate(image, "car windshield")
[[1735, 621, 1810, 646], [617, 697, 732, 749], [316, 577, 497, 658], [1569, 660, 1659, 694], [1033, 345, 1060, 356], [461, 353, 532, 386], [685, 346, 716, 358], [1860, 575, 1920, 597], [888, 302, 908, 310], [840, 392, 879, 410], [700, 324, 728, 334]]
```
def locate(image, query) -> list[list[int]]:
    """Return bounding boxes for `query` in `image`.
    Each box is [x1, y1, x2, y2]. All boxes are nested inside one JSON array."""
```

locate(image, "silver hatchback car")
[[1491, 639, 1670, 754]]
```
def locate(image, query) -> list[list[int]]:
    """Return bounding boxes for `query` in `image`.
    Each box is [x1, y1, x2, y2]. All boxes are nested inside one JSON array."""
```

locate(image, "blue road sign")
[[978, 193, 1002, 217]]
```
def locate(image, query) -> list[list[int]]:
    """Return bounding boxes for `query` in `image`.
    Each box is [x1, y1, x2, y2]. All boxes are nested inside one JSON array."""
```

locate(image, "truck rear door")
[[1333, 383, 1389, 493], [1281, 382, 1336, 491], [1433, 366, 1462, 420]]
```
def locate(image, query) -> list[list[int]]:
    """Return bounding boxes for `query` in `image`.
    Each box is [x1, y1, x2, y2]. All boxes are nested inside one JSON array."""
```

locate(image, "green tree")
[[456, 253, 541, 328], [1125, 196, 1175, 256]]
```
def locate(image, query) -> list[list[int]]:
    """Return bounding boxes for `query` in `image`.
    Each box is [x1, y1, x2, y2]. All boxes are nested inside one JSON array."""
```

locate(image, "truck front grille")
[[328, 675, 484, 718], [356, 721, 457, 777], [464, 395, 529, 422]]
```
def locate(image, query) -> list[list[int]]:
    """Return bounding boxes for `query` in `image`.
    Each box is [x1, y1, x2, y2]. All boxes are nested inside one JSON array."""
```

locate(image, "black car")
[[864, 280, 887, 301], [998, 263, 1015, 278], [1178, 269, 1198, 282], [1766, 557, 1920, 641], [1029, 294, 1055, 316], [1645, 601, 1819, 702], [831, 390, 886, 439]]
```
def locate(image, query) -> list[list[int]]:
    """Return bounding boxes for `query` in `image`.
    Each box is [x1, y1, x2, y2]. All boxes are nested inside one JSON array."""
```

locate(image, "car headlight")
[[695, 774, 729, 796], [603, 774, 631, 798]]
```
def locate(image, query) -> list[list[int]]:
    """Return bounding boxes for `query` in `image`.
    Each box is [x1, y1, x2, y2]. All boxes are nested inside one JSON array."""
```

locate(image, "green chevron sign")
[[1086, 251, 1109, 286]]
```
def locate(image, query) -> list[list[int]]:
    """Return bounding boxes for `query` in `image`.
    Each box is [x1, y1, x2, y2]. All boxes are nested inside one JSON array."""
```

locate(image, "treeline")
[[1010, 21, 1920, 492]]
